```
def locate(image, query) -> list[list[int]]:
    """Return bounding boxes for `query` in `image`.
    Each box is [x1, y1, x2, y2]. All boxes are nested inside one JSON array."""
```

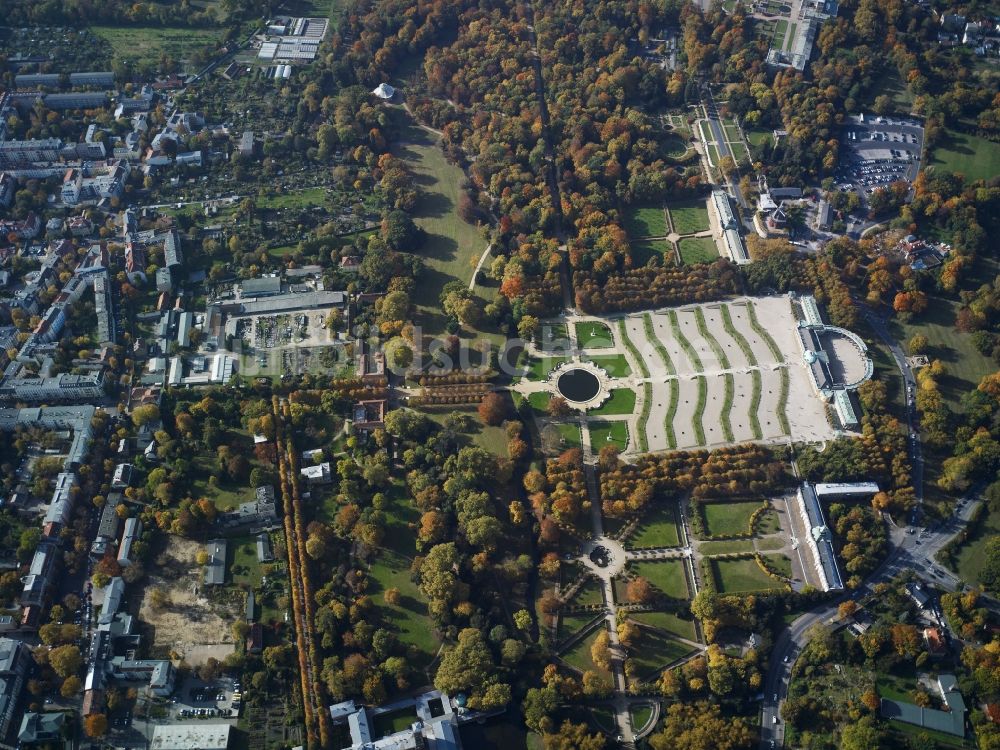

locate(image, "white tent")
[[372, 83, 395, 100]]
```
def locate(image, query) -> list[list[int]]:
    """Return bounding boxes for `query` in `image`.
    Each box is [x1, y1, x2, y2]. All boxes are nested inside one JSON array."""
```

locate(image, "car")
[[783, 655, 789, 663], [773, 693, 778, 701], [772, 715, 779, 724]]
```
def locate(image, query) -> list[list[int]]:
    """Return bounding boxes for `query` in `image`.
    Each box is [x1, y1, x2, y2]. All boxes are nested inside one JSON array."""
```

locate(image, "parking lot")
[[171, 676, 242, 722], [837, 114, 923, 204]]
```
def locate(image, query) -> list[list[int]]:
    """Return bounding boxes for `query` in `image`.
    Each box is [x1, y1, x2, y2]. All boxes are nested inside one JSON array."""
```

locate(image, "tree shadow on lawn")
[[415, 188, 454, 218]]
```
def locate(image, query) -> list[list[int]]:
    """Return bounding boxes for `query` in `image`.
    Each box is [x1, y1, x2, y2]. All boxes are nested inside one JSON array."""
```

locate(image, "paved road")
[[760, 494, 982, 748]]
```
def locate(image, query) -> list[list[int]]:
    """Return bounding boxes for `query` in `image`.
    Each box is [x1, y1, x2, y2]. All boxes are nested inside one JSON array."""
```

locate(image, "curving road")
[[760, 494, 984, 748]]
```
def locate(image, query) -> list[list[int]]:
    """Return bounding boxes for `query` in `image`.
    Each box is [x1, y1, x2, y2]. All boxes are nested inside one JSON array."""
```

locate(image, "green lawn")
[[628, 610, 697, 641], [561, 631, 612, 678], [422, 407, 509, 456], [863, 67, 915, 112], [629, 507, 681, 548], [373, 708, 419, 738], [627, 629, 695, 679], [710, 557, 781, 593], [575, 321, 614, 349], [571, 577, 606, 607], [664, 134, 689, 158], [558, 611, 598, 640], [700, 500, 762, 537], [630, 559, 689, 600], [692, 376, 707, 446], [699, 539, 755, 555], [228, 535, 263, 589], [755, 535, 786, 552], [590, 389, 636, 415], [394, 122, 488, 337], [930, 126, 1000, 183], [539, 322, 569, 351], [949, 501, 1000, 589], [554, 422, 582, 450], [257, 187, 327, 211], [636, 382, 652, 453], [677, 236, 719, 265], [528, 390, 551, 414], [630, 704, 653, 732], [589, 421, 629, 452], [765, 553, 793, 578], [888, 286, 997, 413], [91, 25, 224, 71], [786, 22, 797, 50], [668, 200, 711, 235], [746, 129, 772, 148], [582, 354, 631, 377], [190, 455, 254, 511], [623, 205, 668, 238], [772, 18, 788, 49], [632, 239, 675, 265], [524, 356, 568, 381], [367, 549, 438, 665]]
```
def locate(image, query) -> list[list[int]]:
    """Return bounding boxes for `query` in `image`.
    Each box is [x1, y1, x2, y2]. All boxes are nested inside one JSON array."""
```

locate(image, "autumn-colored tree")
[[547, 396, 572, 418], [84, 714, 108, 737], [384, 588, 401, 606], [477, 392, 507, 426], [590, 630, 612, 671], [838, 600, 859, 620], [626, 577, 655, 604]]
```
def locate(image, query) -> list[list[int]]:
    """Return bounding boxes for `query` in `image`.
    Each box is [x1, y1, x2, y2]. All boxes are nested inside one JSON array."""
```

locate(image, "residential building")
[[0, 638, 31, 747], [204, 540, 227, 585], [17, 711, 65, 746], [118, 517, 142, 567], [217, 486, 279, 532], [112, 463, 134, 489], [0, 173, 13, 208], [99, 577, 125, 626], [163, 230, 183, 269], [0, 139, 63, 167], [91, 499, 123, 558], [300, 462, 332, 484], [256, 533, 274, 562]]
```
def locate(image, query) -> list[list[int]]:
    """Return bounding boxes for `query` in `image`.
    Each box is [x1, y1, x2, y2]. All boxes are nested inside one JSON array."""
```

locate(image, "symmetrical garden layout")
[[517, 295, 842, 455]]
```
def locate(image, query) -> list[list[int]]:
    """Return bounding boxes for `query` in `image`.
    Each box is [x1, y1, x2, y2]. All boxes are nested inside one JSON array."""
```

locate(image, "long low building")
[[795, 482, 845, 592], [150, 723, 232, 750], [711, 189, 748, 264]]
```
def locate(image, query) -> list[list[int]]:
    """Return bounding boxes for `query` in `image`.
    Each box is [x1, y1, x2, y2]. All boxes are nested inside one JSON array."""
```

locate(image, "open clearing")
[[628, 507, 681, 548], [678, 236, 720, 265], [393, 121, 487, 336], [624, 205, 668, 239], [667, 200, 711, 235], [137, 536, 235, 664], [92, 26, 223, 70], [630, 559, 689, 600], [930, 126, 1000, 183], [700, 499, 762, 537], [710, 557, 781, 593]]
